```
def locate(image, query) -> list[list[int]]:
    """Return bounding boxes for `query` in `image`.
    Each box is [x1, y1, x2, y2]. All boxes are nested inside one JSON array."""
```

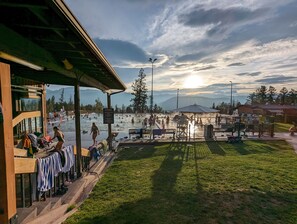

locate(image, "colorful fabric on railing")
[[37, 152, 62, 192], [61, 145, 75, 173], [28, 133, 38, 148]]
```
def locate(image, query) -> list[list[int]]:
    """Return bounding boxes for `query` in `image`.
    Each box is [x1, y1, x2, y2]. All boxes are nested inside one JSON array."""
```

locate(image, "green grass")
[[64, 140, 297, 224], [274, 122, 292, 132]]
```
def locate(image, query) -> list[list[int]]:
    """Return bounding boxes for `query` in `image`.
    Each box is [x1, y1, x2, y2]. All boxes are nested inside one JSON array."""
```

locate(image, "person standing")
[[52, 126, 65, 150], [90, 122, 100, 145]]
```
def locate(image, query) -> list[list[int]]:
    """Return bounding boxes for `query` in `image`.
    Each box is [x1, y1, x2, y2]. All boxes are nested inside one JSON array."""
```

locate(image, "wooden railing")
[[14, 157, 37, 174], [14, 148, 27, 157], [73, 146, 90, 157], [15, 145, 94, 208], [12, 111, 41, 127], [14, 146, 90, 174]]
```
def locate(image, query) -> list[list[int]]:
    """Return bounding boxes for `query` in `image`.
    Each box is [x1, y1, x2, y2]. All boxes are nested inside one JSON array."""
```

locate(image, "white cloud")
[[65, 0, 297, 99]]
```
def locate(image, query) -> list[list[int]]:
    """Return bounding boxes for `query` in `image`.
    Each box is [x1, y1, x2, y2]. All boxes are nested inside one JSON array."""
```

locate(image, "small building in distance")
[[238, 104, 297, 123]]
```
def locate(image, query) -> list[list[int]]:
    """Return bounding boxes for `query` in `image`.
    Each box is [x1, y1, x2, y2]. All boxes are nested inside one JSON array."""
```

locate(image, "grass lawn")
[[64, 140, 297, 224]]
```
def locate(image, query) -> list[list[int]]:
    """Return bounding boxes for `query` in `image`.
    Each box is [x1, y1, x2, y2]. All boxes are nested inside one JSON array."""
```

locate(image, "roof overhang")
[[0, 0, 126, 92]]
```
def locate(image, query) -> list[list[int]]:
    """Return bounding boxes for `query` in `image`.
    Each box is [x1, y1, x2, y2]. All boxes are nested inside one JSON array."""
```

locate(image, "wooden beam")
[[14, 148, 27, 157], [15, 24, 68, 31], [0, 63, 17, 223], [0, 3, 48, 9], [34, 38, 80, 44], [42, 85, 47, 135], [73, 146, 90, 157], [12, 111, 41, 127], [14, 158, 37, 174], [107, 93, 112, 150]]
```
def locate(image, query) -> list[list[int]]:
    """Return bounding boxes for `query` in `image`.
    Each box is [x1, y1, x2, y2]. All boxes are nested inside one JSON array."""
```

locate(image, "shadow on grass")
[[116, 145, 158, 161], [66, 141, 297, 224], [206, 141, 226, 156], [227, 140, 285, 155], [231, 142, 251, 155], [74, 190, 297, 224]]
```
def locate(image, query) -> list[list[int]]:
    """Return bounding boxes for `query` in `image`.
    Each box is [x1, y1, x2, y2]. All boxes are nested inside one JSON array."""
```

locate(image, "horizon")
[[53, 1, 297, 100]]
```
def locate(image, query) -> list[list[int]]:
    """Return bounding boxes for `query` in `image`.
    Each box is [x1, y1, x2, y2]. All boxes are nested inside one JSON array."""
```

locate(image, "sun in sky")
[[183, 75, 204, 89]]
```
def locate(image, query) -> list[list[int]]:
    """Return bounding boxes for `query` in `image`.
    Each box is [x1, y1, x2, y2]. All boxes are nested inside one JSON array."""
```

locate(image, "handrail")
[[14, 157, 37, 174], [14, 145, 90, 174], [12, 111, 41, 127], [14, 148, 27, 157], [73, 145, 90, 157]]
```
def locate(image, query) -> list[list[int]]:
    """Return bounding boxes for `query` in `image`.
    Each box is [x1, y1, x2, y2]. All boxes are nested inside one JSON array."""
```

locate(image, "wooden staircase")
[[16, 151, 116, 224]]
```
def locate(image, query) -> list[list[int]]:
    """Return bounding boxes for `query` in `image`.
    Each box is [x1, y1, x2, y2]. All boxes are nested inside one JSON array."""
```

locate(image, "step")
[[50, 197, 62, 209], [61, 178, 88, 205], [34, 201, 52, 216], [26, 203, 69, 224], [17, 207, 37, 224]]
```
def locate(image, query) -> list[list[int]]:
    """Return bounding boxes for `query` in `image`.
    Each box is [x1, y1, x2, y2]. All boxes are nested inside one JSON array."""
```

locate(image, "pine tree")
[[267, 86, 276, 104], [279, 87, 288, 105], [255, 86, 267, 104], [94, 98, 103, 113], [131, 68, 148, 113], [288, 89, 297, 105]]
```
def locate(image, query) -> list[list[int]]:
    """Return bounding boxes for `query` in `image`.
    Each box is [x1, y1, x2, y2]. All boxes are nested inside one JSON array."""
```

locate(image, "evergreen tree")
[[267, 86, 276, 104], [94, 98, 103, 113], [288, 89, 297, 105], [46, 96, 56, 113], [279, 87, 288, 105], [255, 86, 267, 104], [247, 92, 256, 105], [59, 88, 64, 105], [121, 104, 126, 113], [131, 68, 148, 113], [67, 96, 74, 111], [126, 105, 133, 113], [115, 104, 119, 113]]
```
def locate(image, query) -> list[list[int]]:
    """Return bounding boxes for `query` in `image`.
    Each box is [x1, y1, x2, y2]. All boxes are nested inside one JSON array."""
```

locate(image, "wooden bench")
[[128, 129, 151, 139], [152, 128, 176, 139]]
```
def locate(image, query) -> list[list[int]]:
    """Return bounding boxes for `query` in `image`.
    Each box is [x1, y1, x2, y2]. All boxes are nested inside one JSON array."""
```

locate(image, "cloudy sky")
[[65, 0, 297, 99]]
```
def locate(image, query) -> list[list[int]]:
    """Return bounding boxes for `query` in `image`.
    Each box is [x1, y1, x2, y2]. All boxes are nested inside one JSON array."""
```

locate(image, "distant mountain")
[[46, 87, 247, 109], [160, 95, 247, 111]]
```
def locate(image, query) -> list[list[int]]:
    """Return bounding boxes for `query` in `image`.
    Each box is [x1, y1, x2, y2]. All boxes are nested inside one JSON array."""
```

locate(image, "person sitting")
[[289, 122, 297, 136]]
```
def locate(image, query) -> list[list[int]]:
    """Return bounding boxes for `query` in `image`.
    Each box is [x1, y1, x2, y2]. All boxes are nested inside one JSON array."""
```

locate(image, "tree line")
[[213, 85, 297, 114], [46, 88, 104, 114], [247, 86, 297, 105], [46, 77, 164, 114]]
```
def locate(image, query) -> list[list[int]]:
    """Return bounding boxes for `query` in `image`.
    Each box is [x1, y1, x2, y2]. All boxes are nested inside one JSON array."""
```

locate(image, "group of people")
[[23, 122, 101, 156]]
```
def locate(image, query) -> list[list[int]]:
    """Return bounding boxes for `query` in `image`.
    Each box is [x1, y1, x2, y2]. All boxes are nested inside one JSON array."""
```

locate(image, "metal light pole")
[[230, 81, 233, 115], [177, 88, 179, 109], [149, 58, 157, 115]]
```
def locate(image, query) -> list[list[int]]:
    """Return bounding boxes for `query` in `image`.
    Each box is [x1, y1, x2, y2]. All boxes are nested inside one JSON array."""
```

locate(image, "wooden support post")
[[74, 82, 82, 177], [107, 93, 112, 150], [41, 85, 47, 135], [0, 63, 17, 223]]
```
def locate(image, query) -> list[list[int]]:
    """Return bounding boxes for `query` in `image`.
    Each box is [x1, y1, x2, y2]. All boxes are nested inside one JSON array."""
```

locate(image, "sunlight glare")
[[183, 75, 204, 88]]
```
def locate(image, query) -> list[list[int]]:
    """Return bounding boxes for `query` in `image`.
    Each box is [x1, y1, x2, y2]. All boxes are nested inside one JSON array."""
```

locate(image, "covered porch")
[[0, 1, 126, 223]]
